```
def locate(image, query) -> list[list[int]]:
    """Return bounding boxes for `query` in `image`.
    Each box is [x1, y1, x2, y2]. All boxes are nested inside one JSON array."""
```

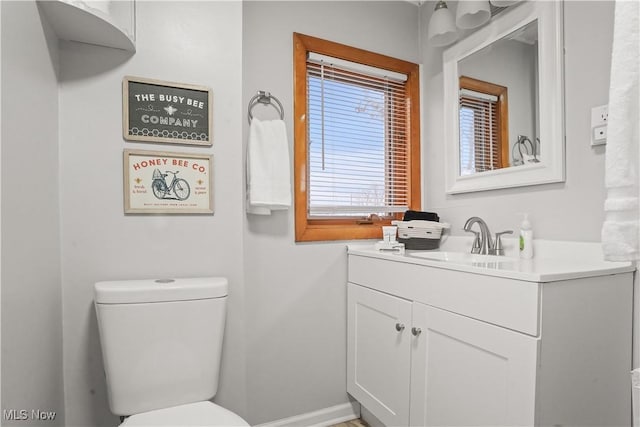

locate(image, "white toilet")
[[94, 277, 249, 426]]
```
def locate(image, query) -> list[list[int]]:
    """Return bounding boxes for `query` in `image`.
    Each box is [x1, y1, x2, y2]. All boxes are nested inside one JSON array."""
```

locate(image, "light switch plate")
[[591, 104, 608, 146], [592, 126, 607, 146]]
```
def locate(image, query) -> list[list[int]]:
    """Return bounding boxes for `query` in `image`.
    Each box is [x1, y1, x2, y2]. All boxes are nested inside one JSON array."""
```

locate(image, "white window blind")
[[459, 90, 499, 176], [306, 54, 410, 218]]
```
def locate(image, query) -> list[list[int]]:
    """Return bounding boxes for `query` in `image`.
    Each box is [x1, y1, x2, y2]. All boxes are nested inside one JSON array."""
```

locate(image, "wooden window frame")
[[459, 75, 509, 169], [293, 33, 421, 242]]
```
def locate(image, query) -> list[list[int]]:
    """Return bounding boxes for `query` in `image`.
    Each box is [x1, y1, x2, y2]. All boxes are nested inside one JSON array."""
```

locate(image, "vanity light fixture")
[[427, 1, 459, 47], [456, 0, 491, 29], [427, 0, 522, 48], [490, 0, 520, 7]]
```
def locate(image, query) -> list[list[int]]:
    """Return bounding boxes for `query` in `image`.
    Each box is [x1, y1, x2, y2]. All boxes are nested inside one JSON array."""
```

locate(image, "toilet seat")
[[120, 401, 249, 427]]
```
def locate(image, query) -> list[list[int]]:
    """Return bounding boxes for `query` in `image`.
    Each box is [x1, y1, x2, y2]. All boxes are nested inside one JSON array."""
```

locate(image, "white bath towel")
[[602, 0, 640, 261], [247, 118, 292, 215]]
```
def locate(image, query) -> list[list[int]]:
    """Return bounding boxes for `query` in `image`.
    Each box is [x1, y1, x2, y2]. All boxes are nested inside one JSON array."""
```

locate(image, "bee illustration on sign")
[[151, 169, 191, 201]]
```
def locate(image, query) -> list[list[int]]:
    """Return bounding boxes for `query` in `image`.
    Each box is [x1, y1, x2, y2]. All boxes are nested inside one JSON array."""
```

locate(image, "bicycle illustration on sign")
[[151, 169, 191, 201]]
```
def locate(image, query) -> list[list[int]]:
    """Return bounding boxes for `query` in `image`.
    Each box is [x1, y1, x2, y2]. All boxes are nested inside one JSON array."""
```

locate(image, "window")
[[293, 33, 421, 242], [458, 76, 508, 176]]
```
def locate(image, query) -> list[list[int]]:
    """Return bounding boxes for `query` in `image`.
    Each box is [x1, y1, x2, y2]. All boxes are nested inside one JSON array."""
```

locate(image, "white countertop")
[[347, 237, 636, 282]]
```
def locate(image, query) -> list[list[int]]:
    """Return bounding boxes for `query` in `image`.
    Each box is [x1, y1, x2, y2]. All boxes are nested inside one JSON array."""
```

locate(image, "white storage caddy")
[[392, 220, 450, 250]]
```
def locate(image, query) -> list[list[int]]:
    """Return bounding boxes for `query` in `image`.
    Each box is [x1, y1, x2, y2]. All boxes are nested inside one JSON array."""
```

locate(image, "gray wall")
[[1, 2, 65, 425], [241, 2, 420, 424], [57, 2, 246, 426], [421, 1, 615, 241]]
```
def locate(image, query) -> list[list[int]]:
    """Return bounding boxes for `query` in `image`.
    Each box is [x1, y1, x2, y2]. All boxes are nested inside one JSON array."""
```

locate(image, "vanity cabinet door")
[[409, 303, 539, 427], [347, 283, 412, 427]]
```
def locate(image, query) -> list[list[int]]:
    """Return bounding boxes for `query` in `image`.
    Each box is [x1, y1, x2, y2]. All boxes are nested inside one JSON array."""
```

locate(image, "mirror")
[[458, 20, 538, 175], [443, 1, 564, 194]]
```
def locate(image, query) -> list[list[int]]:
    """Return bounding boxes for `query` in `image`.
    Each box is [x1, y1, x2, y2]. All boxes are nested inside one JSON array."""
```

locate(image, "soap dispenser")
[[519, 214, 533, 259]]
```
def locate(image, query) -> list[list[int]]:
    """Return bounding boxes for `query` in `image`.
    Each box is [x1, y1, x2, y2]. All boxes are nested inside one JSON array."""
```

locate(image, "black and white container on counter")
[[392, 220, 450, 250]]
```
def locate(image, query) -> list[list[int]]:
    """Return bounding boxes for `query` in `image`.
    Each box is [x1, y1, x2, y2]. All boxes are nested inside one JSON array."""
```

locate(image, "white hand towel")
[[247, 118, 292, 215], [602, 0, 640, 261]]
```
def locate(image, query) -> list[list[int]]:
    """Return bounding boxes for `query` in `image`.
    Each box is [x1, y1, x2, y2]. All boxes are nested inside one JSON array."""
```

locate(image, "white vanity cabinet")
[[347, 250, 633, 427], [348, 284, 537, 426], [347, 284, 412, 426], [409, 301, 538, 427]]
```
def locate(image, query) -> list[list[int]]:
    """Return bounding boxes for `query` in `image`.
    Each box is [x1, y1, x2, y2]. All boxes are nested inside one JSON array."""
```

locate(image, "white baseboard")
[[255, 401, 361, 427]]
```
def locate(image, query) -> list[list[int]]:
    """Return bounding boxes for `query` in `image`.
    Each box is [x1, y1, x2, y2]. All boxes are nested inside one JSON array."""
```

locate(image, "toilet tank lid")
[[94, 277, 228, 304]]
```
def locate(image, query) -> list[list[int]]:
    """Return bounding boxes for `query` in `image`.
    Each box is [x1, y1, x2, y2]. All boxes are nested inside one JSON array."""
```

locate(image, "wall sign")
[[123, 76, 213, 146], [124, 149, 214, 214]]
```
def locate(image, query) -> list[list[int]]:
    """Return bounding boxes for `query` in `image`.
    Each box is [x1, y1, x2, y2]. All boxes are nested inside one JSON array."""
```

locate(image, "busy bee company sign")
[[124, 149, 214, 214], [123, 76, 213, 146]]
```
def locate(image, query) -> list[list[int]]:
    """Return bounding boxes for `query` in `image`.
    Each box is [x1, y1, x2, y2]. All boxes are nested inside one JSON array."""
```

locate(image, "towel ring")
[[248, 91, 284, 124]]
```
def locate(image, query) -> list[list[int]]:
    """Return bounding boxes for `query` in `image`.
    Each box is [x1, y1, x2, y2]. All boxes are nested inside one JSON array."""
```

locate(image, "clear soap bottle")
[[519, 213, 533, 259]]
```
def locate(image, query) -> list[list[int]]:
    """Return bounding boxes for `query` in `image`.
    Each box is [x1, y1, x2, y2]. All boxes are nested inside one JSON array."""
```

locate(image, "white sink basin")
[[408, 251, 518, 267]]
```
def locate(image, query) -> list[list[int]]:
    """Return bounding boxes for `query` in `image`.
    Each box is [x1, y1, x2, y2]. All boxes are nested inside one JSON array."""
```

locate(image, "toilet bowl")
[[94, 277, 249, 427], [120, 401, 248, 426]]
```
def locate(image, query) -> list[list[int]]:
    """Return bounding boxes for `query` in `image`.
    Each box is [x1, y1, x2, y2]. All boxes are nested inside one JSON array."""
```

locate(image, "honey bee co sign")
[[123, 76, 213, 146], [124, 149, 213, 214]]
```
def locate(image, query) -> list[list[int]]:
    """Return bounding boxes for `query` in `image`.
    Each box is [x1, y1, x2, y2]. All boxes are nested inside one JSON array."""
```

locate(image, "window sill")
[[295, 221, 393, 242]]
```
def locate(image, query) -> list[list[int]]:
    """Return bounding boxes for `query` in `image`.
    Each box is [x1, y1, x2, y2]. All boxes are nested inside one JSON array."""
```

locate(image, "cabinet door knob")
[[411, 327, 422, 336], [395, 323, 405, 332]]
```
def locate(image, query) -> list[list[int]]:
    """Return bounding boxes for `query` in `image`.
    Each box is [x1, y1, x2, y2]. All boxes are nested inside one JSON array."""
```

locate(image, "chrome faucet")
[[463, 217, 492, 255], [463, 217, 513, 255]]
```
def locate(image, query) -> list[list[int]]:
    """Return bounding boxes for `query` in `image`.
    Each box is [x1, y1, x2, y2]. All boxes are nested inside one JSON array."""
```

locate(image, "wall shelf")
[[37, 0, 135, 52]]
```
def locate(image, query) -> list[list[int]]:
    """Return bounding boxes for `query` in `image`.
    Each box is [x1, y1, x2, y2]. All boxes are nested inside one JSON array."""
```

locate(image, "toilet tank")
[[94, 277, 228, 416]]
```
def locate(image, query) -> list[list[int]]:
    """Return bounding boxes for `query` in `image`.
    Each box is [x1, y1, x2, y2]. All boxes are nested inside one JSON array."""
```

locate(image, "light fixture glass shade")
[[490, 0, 520, 6], [427, 1, 458, 47], [456, 0, 491, 29]]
